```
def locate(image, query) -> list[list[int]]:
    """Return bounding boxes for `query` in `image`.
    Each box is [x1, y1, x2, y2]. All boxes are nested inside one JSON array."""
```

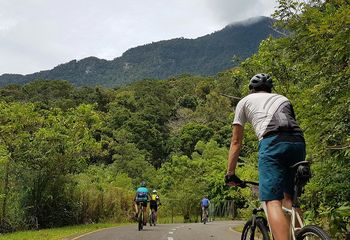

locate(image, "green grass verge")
[[0, 222, 128, 240]]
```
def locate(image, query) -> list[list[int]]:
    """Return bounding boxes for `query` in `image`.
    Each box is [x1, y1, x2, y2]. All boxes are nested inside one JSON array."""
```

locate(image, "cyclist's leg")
[[282, 192, 292, 209], [266, 200, 290, 240], [283, 192, 304, 229], [134, 201, 139, 218], [151, 203, 156, 216], [202, 207, 208, 222], [149, 206, 154, 222], [143, 202, 148, 225], [153, 204, 158, 221], [201, 207, 205, 221], [283, 138, 306, 229], [259, 135, 294, 240]]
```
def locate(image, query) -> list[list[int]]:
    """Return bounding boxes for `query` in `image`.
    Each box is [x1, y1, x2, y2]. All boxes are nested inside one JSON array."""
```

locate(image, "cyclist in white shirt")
[[225, 73, 306, 240]]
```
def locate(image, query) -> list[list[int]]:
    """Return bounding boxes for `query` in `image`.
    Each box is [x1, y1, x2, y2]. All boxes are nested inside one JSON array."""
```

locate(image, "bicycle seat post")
[[292, 183, 301, 208]]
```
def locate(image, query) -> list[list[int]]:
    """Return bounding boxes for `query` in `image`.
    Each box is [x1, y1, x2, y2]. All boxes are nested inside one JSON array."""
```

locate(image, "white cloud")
[[0, 0, 278, 74], [206, 0, 278, 23]]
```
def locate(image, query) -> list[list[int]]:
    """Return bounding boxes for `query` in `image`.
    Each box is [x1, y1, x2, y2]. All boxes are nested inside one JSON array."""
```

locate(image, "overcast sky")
[[0, 0, 278, 75]]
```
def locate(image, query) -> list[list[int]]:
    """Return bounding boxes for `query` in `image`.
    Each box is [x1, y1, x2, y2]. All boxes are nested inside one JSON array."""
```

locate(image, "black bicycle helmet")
[[249, 73, 273, 90], [140, 181, 146, 187]]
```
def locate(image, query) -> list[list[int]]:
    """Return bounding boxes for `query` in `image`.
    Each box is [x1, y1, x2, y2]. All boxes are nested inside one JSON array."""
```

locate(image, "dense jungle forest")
[[0, 0, 349, 239]]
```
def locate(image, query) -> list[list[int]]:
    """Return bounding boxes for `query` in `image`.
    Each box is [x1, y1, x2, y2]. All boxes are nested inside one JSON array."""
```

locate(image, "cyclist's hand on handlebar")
[[224, 173, 246, 188]]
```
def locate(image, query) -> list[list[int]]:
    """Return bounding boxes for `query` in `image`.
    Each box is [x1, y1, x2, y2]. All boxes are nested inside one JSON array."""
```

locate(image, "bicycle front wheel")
[[152, 212, 156, 226], [241, 218, 270, 240], [296, 225, 331, 240]]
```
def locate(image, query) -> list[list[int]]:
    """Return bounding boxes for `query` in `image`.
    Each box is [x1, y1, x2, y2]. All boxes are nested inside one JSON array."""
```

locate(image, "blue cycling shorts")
[[258, 132, 306, 201]]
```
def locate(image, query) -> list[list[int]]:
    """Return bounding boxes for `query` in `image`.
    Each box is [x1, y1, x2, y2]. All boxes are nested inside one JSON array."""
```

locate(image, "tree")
[[0, 102, 41, 230]]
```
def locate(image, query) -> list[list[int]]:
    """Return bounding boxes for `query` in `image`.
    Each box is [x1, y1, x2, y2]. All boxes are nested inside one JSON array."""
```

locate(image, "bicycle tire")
[[138, 211, 143, 231], [202, 214, 207, 224], [149, 211, 155, 226], [152, 211, 156, 226], [296, 225, 331, 240], [241, 217, 270, 240]]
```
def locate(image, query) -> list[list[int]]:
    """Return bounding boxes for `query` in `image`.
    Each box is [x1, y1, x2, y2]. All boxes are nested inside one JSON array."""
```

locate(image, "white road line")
[[172, 228, 177, 230], [168, 237, 174, 240], [169, 231, 174, 234]]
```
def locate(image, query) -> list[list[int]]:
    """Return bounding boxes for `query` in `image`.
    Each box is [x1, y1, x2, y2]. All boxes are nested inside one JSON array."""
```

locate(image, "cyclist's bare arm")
[[226, 124, 244, 181]]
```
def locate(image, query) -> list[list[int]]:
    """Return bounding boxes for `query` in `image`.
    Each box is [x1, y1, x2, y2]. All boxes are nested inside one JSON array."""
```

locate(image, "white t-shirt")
[[233, 92, 302, 140]]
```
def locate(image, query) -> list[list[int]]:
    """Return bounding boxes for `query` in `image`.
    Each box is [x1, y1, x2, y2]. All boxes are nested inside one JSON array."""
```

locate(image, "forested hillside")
[[0, 1, 349, 239], [0, 16, 279, 87]]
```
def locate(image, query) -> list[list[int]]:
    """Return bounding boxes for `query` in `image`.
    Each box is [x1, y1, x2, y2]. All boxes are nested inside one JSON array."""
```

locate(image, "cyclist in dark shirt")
[[149, 190, 161, 222]]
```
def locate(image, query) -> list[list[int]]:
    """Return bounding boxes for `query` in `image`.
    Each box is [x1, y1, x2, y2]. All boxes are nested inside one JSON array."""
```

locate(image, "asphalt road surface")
[[66, 220, 244, 240]]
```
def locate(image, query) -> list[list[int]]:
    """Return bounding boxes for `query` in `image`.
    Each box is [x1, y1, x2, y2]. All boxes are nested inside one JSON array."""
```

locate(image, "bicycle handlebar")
[[233, 181, 259, 188], [225, 173, 259, 187], [243, 181, 259, 186]]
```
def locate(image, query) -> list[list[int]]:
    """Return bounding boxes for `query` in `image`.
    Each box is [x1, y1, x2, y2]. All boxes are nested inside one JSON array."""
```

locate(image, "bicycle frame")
[[137, 202, 144, 216], [250, 206, 266, 234], [238, 162, 330, 240], [150, 208, 156, 224], [282, 206, 304, 240], [248, 201, 303, 239], [259, 196, 305, 240]]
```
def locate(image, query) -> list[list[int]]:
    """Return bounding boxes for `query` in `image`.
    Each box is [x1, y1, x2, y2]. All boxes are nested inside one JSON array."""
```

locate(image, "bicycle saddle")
[[292, 161, 311, 187], [290, 160, 309, 169]]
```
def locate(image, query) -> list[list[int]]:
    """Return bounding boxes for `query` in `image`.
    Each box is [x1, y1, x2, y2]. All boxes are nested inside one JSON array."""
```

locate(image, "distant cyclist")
[[149, 189, 161, 222], [200, 196, 210, 222], [134, 181, 151, 225]]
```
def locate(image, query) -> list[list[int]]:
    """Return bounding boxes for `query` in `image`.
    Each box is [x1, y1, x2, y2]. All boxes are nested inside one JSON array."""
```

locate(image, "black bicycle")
[[149, 208, 156, 226], [137, 202, 147, 231], [228, 161, 331, 240]]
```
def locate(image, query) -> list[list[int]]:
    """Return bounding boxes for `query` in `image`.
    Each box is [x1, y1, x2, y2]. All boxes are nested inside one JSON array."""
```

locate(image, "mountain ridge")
[[0, 16, 280, 87]]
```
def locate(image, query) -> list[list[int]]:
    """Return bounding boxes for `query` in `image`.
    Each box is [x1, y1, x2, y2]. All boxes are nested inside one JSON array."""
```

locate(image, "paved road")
[[67, 220, 244, 240]]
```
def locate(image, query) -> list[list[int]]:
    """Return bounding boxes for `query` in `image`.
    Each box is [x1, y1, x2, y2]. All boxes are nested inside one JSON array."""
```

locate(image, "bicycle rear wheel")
[[149, 211, 155, 226], [296, 225, 331, 240], [241, 218, 270, 240], [138, 211, 143, 231]]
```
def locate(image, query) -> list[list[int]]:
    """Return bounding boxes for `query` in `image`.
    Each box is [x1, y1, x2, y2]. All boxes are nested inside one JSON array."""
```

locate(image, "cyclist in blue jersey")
[[200, 196, 210, 222], [134, 181, 151, 225]]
